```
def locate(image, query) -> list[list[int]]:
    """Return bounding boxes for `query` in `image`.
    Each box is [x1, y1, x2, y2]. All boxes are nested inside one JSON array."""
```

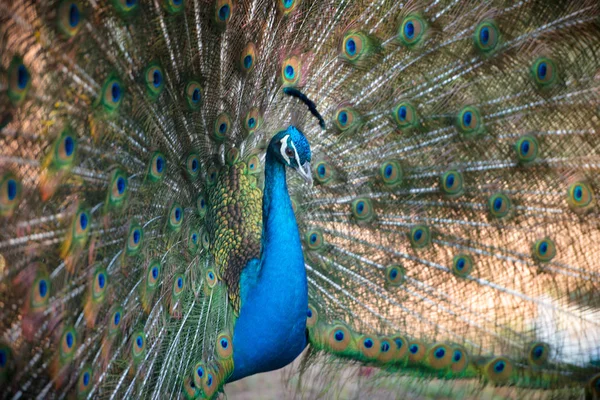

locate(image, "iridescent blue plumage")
[[233, 127, 312, 381]]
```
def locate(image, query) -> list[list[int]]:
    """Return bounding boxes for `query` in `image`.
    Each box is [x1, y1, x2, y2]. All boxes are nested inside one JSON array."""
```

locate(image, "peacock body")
[[1, 0, 600, 398]]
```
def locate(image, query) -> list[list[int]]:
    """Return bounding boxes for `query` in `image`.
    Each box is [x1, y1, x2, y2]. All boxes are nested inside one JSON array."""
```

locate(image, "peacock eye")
[[285, 147, 294, 157]]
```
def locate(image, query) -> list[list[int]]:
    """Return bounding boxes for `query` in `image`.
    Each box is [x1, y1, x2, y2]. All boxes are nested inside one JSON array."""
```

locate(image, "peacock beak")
[[297, 161, 313, 187]]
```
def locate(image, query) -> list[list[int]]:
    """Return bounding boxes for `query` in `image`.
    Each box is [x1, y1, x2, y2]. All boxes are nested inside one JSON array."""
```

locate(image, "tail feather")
[[1, 0, 600, 398]]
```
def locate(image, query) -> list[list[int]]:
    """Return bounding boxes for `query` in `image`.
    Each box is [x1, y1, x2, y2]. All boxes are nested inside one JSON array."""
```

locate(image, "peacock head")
[[269, 126, 312, 185]]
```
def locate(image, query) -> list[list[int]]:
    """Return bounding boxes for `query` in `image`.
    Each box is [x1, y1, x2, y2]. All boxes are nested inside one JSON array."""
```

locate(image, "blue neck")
[[260, 150, 301, 258], [230, 150, 308, 381]]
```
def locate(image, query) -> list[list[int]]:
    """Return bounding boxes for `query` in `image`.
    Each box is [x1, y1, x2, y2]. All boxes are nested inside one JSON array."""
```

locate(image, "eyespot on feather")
[[327, 324, 353, 353], [207, 166, 219, 186], [216, 332, 233, 359], [213, 113, 231, 142], [185, 81, 203, 110], [243, 107, 262, 137], [112, 0, 139, 15], [72, 208, 91, 242], [278, 0, 299, 15], [107, 169, 128, 210], [8, 57, 31, 104], [183, 376, 198, 399], [473, 20, 500, 53], [380, 160, 403, 187], [305, 229, 325, 251], [456, 106, 483, 136], [206, 268, 218, 289], [60, 327, 77, 362], [77, 366, 93, 396], [92, 267, 108, 303], [225, 148, 240, 166], [409, 225, 430, 249], [392, 101, 418, 130], [186, 153, 200, 178], [126, 223, 143, 256], [341, 32, 365, 61], [144, 63, 165, 98], [515, 135, 539, 164], [357, 335, 381, 360], [30, 268, 51, 310], [109, 307, 123, 335], [340, 32, 378, 65], [163, 0, 184, 14], [202, 367, 218, 398], [240, 43, 257, 74], [398, 15, 427, 47], [451, 254, 473, 277], [351, 198, 374, 221], [488, 193, 511, 218], [146, 260, 161, 289], [334, 106, 360, 133], [1, 173, 22, 217], [407, 340, 426, 363], [306, 304, 318, 328], [168, 204, 183, 231], [385, 264, 405, 286], [440, 170, 463, 197], [173, 274, 185, 298], [531, 57, 557, 87], [214, 0, 233, 25], [313, 161, 334, 185], [567, 182, 594, 212], [450, 345, 469, 374], [131, 331, 146, 362], [51, 128, 77, 170], [377, 337, 395, 363], [391, 335, 409, 360], [147, 151, 166, 182], [188, 229, 199, 252], [532, 237, 556, 263], [197, 194, 207, 217], [193, 361, 207, 390], [201, 230, 210, 250], [528, 342, 550, 367], [246, 154, 261, 175], [98, 76, 124, 114], [426, 343, 453, 370], [484, 356, 513, 382], [281, 56, 301, 86], [57, 1, 83, 37]]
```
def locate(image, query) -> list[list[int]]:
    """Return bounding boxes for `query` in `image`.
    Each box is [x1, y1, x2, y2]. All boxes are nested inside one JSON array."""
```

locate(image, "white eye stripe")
[[279, 134, 291, 164], [279, 134, 302, 166], [289, 140, 301, 165]]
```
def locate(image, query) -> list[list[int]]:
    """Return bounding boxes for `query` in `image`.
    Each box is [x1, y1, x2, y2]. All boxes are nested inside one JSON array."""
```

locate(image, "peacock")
[[1, 0, 600, 398]]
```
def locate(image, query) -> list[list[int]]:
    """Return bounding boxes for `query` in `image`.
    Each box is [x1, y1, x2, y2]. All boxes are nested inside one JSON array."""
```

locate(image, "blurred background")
[[223, 352, 537, 400]]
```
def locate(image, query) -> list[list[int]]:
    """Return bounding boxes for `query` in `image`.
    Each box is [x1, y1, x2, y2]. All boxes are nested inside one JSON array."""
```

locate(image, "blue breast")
[[229, 152, 308, 382]]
